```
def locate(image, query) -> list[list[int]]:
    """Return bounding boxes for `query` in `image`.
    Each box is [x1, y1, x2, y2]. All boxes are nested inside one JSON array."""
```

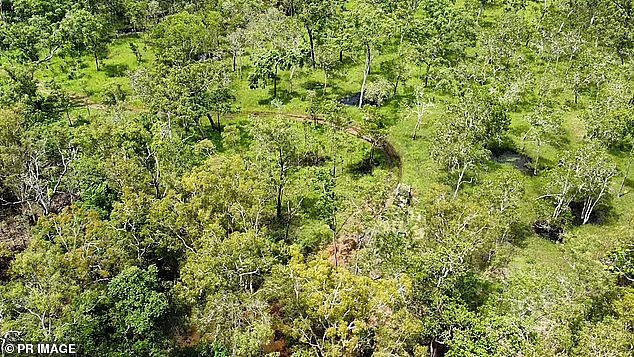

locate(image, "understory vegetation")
[[1, 0, 634, 356]]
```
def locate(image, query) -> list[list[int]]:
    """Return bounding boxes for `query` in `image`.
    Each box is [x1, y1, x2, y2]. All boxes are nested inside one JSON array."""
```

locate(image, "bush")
[[364, 77, 392, 107], [103, 82, 127, 105]]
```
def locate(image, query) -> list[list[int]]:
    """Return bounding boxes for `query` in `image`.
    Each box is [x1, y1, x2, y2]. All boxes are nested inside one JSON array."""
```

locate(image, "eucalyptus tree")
[[58, 9, 111, 71], [314, 30, 343, 95], [604, 0, 634, 63], [567, 49, 609, 104], [263, 249, 406, 357], [431, 120, 490, 200], [0, 112, 77, 218], [249, 48, 306, 98], [121, 0, 151, 31], [380, 55, 409, 96], [584, 85, 634, 196], [344, 1, 392, 107], [180, 154, 268, 233], [251, 116, 300, 220], [374, 0, 423, 43], [431, 88, 508, 199], [522, 102, 563, 175], [247, 7, 308, 98], [227, 28, 247, 74], [1, 64, 71, 123], [408, 86, 434, 140], [404, 0, 477, 87], [177, 230, 278, 357], [544, 144, 617, 225], [149, 11, 219, 66], [132, 61, 234, 137], [293, 0, 342, 68]]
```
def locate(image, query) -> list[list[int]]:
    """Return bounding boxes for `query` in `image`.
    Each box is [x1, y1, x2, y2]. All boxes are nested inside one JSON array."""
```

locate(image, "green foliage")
[[58, 9, 111, 70], [250, 116, 301, 219], [177, 230, 279, 356], [73, 265, 173, 356], [543, 143, 617, 225], [606, 243, 634, 284], [265, 248, 408, 357], [3, 1, 634, 356], [363, 77, 392, 107], [149, 11, 218, 66], [108, 265, 169, 336], [132, 61, 234, 137]]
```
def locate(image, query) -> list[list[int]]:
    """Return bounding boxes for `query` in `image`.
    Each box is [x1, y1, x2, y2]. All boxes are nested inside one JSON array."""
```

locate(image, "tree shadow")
[[103, 63, 130, 78], [507, 221, 534, 249], [489, 139, 533, 176], [568, 201, 618, 226], [257, 88, 304, 105], [347, 148, 388, 178]]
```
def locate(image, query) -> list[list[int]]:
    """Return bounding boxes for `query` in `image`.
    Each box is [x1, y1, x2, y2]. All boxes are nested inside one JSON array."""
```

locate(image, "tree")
[[58, 9, 110, 71], [177, 230, 278, 356], [247, 7, 308, 98], [431, 120, 489, 200], [249, 48, 306, 98], [108, 265, 169, 336], [0, 237, 83, 341], [227, 28, 247, 74], [566, 49, 608, 104], [606, 243, 634, 285], [1, 65, 71, 123], [451, 88, 510, 146], [149, 11, 218, 66], [294, 0, 341, 68], [344, 1, 392, 108], [431, 88, 509, 199], [380, 55, 409, 96], [543, 144, 617, 225], [404, 0, 477, 87], [584, 90, 634, 196], [251, 116, 300, 219], [407, 86, 434, 140], [522, 102, 563, 175], [0, 115, 77, 218], [132, 62, 234, 137], [314, 30, 343, 95], [72, 265, 172, 356], [264, 247, 406, 357], [180, 154, 268, 233], [319, 101, 347, 266], [122, 0, 150, 31]]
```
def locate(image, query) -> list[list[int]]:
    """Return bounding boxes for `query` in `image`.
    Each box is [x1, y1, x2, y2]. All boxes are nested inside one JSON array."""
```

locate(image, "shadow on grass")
[[347, 148, 388, 178], [257, 88, 305, 105], [103, 63, 130, 78]]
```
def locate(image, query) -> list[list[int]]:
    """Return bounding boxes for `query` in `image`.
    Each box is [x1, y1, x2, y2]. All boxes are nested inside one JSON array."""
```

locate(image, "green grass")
[[37, 36, 150, 102]]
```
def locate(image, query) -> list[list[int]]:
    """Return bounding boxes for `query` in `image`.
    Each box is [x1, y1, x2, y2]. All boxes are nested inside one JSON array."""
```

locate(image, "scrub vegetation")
[[0, 0, 633, 356]]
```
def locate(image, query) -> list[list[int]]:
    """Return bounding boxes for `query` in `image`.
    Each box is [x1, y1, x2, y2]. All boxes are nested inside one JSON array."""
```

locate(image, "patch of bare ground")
[[328, 237, 358, 267], [0, 206, 30, 279], [174, 324, 200, 348], [0, 206, 30, 250]]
